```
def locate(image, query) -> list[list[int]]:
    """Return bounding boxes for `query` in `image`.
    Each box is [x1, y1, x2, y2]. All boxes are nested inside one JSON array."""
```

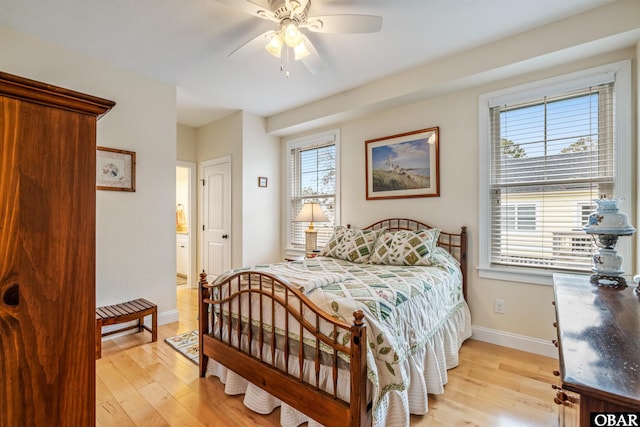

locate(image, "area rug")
[[165, 330, 199, 365]]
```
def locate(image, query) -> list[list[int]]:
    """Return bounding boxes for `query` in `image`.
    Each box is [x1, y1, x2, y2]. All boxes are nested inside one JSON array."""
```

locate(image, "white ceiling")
[[0, 0, 614, 128]]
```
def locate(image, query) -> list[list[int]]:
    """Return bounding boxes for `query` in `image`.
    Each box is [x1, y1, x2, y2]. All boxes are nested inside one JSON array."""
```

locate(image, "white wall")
[[177, 124, 197, 162], [0, 27, 179, 323], [241, 112, 281, 265]]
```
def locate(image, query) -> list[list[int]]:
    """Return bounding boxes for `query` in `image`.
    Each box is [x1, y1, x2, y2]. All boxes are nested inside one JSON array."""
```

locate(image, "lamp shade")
[[265, 33, 283, 58], [583, 199, 636, 236], [283, 22, 303, 48], [295, 202, 328, 223], [293, 40, 310, 61]]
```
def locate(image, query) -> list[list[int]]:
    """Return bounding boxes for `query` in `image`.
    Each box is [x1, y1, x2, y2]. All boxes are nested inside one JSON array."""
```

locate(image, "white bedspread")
[[206, 248, 472, 426]]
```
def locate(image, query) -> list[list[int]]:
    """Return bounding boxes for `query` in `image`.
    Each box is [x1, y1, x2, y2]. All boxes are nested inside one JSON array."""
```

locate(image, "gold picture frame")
[[365, 127, 439, 200]]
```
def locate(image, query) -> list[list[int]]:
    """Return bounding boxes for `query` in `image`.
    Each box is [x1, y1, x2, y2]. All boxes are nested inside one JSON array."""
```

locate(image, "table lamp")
[[294, 202, 328, 257], [583, 198, 636, 288]]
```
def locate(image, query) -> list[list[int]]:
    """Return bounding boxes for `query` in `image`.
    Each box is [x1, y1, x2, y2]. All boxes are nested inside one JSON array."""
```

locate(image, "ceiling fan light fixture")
[[227, 0, 383, 75], [265, 33, 283, 57], [283, 21, 302, 47], [293, 40, 310, 60]]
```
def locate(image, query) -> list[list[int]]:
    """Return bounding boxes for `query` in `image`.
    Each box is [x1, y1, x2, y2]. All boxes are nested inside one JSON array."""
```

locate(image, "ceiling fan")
[[216, 0, 383, 75]]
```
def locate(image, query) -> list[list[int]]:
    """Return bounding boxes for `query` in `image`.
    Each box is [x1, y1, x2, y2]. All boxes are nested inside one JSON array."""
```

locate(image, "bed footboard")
[[198, 270, 370, 427]]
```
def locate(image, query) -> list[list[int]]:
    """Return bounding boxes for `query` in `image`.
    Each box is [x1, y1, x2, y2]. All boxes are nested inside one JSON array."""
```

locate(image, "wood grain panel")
[[0, 96, 23, 427], [20, 103, 96, 426], [0, 71, 113, 427]]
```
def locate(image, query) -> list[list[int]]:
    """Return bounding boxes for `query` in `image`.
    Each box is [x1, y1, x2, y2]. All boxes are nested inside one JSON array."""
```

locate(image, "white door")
[[202, 157, 231, 279]]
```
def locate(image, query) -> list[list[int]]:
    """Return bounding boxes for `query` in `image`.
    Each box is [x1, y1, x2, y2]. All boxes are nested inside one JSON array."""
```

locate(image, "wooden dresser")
[[0, 72, 114, 426], [552, 273, 640, 426]]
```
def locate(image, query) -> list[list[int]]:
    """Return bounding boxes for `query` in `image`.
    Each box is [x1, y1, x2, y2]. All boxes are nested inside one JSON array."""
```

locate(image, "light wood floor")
[[96, 286, 559, 427]]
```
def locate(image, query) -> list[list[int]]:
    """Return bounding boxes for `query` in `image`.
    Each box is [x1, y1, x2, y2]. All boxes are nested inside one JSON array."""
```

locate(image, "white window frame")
[[478, 60, 632, 286], [284, 129, 340, 257]]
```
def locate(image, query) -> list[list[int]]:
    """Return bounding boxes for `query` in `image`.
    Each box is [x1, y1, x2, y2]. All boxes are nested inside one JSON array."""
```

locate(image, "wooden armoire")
[[0, 72, 114, 426]]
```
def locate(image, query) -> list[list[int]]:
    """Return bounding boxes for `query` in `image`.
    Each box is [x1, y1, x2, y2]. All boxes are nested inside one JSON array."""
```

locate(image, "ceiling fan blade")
[[214, 0, 277, 22], [305, 15, 382, 33], [300, 34, 324, 74], [229, 30, 275, 60]]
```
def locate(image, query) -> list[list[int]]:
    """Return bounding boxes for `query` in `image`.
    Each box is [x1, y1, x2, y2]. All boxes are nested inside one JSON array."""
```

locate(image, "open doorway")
[[176, 161, 196, 288]]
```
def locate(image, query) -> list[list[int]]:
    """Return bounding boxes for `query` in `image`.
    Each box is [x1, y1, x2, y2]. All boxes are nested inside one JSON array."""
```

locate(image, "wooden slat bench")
[[95, 298, 157, 359]]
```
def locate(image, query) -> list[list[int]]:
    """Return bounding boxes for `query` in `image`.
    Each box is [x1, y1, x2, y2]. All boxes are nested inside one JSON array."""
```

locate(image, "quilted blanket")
[[211, 247, 469, 424]]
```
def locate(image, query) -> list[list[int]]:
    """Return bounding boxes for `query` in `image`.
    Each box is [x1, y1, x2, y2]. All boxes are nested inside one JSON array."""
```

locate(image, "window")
[[504, 203, 537, 231], [286, 130, 339, 252], [479, 61, 632, 284], [577, 202, 596, 228]]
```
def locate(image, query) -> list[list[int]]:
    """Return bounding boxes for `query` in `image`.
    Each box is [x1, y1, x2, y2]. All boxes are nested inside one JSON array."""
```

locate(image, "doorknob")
[[222, 234, 229, 239]]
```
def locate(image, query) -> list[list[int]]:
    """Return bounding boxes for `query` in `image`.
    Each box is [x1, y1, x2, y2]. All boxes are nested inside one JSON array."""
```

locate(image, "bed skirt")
[[205, 301, 472, 427]]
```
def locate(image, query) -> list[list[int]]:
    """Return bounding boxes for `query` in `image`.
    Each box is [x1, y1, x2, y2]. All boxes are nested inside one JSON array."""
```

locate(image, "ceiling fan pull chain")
[[281, 46, 290, 77]]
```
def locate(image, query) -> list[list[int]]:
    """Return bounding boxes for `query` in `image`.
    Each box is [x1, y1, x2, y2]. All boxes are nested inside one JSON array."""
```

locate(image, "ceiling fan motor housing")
[[269, 0, 310, 24]]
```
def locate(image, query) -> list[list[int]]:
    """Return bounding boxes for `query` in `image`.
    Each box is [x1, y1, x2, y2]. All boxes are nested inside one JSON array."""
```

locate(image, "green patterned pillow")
[[320, 225, 348, 257], [369, 228, 441, 266], [334, 228, 383, 263]]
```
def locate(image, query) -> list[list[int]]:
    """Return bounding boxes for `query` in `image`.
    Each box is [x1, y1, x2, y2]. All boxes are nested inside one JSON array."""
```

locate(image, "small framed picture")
[[258, 176, 268, 188], [96, 146, 136, 192]]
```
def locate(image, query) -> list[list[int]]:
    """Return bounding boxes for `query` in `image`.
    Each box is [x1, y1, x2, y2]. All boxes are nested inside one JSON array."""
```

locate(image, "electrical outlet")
[[494, 299, 505, 314]]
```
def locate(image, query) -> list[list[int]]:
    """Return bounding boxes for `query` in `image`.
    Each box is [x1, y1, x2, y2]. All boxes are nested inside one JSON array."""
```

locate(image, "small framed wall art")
[[96, 146, 136, 192], [258, 176, 268, 188], [365, 127, 439, 200]]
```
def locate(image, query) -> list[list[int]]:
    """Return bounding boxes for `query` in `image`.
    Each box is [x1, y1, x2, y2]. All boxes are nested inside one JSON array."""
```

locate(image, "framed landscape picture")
[[96, 146, 136, 192], [365, 127, 439, 200]]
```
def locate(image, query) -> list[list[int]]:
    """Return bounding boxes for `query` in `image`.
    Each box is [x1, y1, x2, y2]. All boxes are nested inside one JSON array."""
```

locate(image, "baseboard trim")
[[100, 309, 179, 341], [471, 325, 558, 358]]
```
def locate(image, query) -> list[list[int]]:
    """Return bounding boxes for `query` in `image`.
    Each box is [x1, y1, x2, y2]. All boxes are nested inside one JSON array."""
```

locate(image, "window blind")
[[289, 141, 336, 249], [489, 83, 614, 272]]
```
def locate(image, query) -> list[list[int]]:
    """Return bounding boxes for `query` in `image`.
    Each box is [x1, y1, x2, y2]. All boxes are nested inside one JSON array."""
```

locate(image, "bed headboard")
[[356, 218, 468, 300]]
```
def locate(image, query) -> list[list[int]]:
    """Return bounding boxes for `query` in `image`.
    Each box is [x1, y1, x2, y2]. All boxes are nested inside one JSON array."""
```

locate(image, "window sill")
[[284, 247, 305, 259], [477, 266, 558, 286]]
